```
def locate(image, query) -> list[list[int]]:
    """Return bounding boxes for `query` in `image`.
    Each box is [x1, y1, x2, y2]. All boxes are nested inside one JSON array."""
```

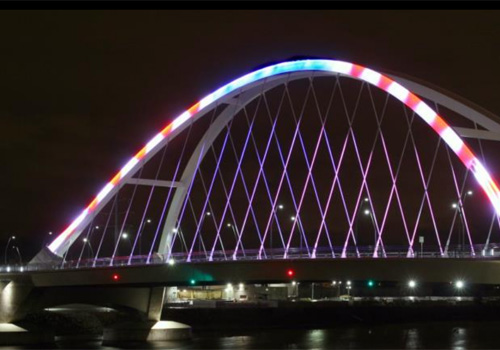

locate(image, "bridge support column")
[[103, 287, 192, 343]]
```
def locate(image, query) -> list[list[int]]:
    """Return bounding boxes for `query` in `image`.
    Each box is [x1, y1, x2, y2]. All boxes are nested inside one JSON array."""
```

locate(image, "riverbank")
[[164, 298, 500, 331]]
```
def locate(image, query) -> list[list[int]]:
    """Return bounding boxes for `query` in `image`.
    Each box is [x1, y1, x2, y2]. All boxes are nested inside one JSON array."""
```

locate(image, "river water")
[[4, 321, 500, 349]]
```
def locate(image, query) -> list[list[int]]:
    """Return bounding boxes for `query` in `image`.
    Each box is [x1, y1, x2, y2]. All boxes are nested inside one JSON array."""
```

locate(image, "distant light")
[[190, 279, 196, 285], [239, 283, 244, 291], [347, 280, 352, 286], [172, 228, 178, 233], [452, 203, 458, 209], [6, 267, 10, 273], [95, 226, 99, 230], [227, 223, 232, 227], [278, 204, 284, 210], [291, 216, 296, 221], [168, 259, 175, 266], [121, 233, 128, 239], [227, 283, 233, 289], [48, 232, 53, 236], [367, 280, 374, 288], [20, 267, 24, 272], [332, 281, 337, 285], [206, 212, 211, 216], [455, 280, 464, 289], [364, 209, 370, 215], [364, 198, 369, 202], [83, 238, 88, 243], [112, 274, 120, 281], [287, 269, 295, 277], [292, 281, 297, 286], [467, 190, 473, 196], [147, 219, 152, 223], [11, 236, 15, 240], [408, 280, 417, 288]]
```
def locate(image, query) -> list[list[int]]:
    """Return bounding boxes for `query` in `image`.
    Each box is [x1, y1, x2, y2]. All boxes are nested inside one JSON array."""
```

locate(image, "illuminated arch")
[[47, 59, 500, 257]]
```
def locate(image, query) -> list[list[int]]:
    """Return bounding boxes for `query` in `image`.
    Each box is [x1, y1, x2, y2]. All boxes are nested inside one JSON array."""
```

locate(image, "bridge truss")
[[36, 60, 500, 268]]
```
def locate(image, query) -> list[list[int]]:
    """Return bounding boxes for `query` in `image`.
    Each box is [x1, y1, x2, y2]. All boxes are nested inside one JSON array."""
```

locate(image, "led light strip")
[[48, 59, 500, 254]]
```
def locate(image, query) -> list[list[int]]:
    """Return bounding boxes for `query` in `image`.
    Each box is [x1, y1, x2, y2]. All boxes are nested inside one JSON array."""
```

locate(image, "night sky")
[[1, 10, 500, 259]]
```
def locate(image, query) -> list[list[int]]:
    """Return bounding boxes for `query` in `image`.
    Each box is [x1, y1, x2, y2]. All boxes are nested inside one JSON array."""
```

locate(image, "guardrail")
[[1, 244, 499, 274]]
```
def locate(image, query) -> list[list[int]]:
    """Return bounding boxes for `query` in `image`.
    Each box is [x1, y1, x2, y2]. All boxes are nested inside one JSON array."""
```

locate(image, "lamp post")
[[364, 209, 378, 255], [354, 198, 370, 252], [82, 238, 94, 260], [270, 204, 283, 258], [137, 219, 152, 256], [4, 236, 15, 265], [291, 215, 303, 257], [12, 246, 22, 265], [452, 202, 465, 256]]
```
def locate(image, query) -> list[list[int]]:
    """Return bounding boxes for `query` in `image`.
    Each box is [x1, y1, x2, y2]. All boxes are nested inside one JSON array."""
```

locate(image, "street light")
[[12, 246, 22, 265], [408, 280, 417, 288], [270, 204, 284, 258], [455, 280, 464, 289], [5, 236, 15, 265], [452, 202, 466, 255], [82, 238, 94, 259]]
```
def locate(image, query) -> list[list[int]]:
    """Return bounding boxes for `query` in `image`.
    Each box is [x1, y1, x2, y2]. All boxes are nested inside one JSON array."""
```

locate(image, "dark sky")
[[1, 10, 500, 258]]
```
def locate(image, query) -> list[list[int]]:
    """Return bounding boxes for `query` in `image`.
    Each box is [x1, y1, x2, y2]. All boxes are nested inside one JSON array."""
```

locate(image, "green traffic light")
[[367, 280, 374, 288]]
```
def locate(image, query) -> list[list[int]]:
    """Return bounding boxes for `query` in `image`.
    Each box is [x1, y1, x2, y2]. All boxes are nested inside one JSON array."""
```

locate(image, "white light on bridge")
[[364, 209, 370, 215], [408, 280, 417, 288], [121, 233, 128, 239], [455, 280, 464, 289]]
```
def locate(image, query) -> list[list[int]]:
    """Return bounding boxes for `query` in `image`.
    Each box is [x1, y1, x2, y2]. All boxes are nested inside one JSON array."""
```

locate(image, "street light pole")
[[12, 246, 22, 265], [270, 204, 283, 258], [4, 236, 15, 265]]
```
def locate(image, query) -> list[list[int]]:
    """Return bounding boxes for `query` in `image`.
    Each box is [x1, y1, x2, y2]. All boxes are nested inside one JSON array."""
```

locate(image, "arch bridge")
[[3, 58, 500, 325]]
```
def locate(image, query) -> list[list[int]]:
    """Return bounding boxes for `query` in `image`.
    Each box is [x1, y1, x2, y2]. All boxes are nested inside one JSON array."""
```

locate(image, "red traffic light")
[[287, 269, 295, 277], [112, 274, 120, 281]]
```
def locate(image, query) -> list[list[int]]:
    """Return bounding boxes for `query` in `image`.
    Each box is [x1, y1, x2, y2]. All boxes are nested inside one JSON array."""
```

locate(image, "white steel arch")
[[46, 59, 500, 258]]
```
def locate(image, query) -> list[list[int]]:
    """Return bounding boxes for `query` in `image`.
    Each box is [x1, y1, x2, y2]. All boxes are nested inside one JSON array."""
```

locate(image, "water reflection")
[[2, 321, 500, 349]]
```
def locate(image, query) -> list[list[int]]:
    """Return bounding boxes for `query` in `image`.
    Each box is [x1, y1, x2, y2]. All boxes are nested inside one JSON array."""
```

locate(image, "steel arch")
[[47, 59, 500, 258]]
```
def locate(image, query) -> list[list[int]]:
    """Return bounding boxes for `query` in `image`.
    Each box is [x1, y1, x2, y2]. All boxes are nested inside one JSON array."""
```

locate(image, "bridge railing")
[[2, 244, 499, 273]]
